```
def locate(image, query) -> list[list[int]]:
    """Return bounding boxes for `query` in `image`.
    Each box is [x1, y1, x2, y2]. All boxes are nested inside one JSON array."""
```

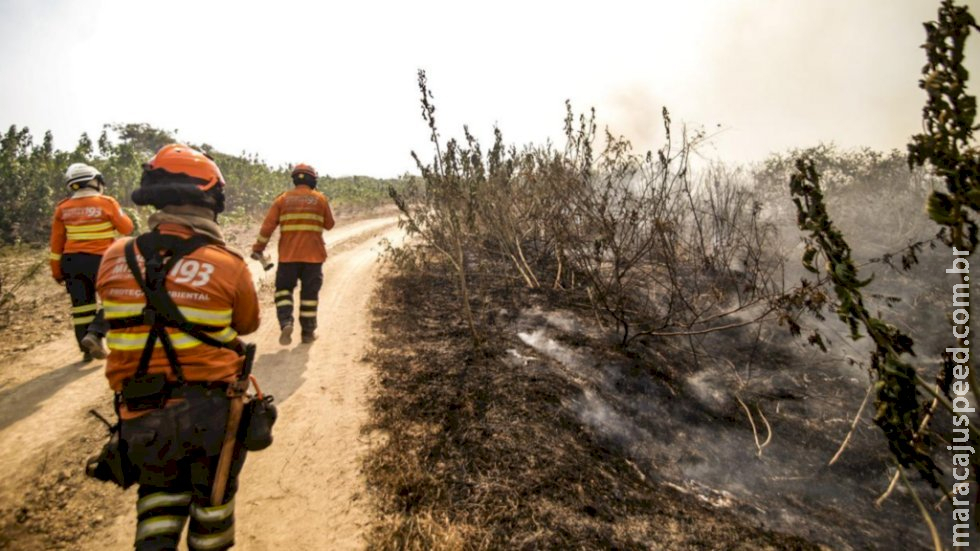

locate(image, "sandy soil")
[[0, 215, 401, 550]]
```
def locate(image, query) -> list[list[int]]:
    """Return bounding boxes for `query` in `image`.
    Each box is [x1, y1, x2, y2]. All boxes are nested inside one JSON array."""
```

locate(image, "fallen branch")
[[735, 394, 772, 458]]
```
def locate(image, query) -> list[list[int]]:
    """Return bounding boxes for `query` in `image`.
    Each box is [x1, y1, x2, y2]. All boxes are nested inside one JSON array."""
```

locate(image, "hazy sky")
[[1, 0, 977, 177]]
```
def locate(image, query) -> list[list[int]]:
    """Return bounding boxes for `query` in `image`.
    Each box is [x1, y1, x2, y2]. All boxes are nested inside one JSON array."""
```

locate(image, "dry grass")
[[0, 245, 69, 361]]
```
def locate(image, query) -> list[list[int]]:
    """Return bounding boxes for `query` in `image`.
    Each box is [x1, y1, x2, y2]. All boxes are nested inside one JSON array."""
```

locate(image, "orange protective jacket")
[[49, 192, 134, 280], [252, 185, 335, 263], [97, 223, 260, 410]]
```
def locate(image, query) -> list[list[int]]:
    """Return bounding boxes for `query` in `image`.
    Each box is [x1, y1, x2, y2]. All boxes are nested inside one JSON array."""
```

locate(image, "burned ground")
[[364, 267, 834, 550]]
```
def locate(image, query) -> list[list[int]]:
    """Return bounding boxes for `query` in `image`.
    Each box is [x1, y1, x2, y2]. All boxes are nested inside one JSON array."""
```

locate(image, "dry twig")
[[735, 394, 772, 458], [828, 382, 874, 466]]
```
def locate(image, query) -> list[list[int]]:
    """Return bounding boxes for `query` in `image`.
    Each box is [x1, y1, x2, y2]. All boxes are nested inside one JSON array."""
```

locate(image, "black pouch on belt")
[[85, 430, 136, 489], [84, 410, 136, 489], [241, 394, 278, 451], [120, 372, 170, 411]]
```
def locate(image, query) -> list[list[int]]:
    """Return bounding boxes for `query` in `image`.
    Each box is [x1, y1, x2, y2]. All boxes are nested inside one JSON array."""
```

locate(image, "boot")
[[301, 331, 317, 344], [81, 333, 108, 360], [279, 323, 293, 346]]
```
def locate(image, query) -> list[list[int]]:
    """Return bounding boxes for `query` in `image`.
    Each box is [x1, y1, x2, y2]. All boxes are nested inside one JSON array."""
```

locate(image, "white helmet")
[[65, 163, 104, 191]]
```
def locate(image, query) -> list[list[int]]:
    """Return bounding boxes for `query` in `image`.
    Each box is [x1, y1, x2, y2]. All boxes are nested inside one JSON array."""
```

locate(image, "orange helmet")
[[133, 144, 227, 213], [291, 163, 318, 187], [144, 144, 225, 190]]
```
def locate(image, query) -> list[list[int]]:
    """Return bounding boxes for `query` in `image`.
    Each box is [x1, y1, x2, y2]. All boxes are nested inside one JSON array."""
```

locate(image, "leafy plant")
[[784, 3, 979, 545], [789, 158, 947, 483], [391, 71, 787, 349]]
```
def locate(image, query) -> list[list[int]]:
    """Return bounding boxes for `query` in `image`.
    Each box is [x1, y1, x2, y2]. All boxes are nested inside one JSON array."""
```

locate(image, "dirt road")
[[0, 215, 401, 550]]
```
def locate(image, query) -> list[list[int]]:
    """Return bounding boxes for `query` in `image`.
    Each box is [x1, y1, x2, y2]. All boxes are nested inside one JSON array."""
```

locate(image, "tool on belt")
[[211, 344, 278, 505], [212, 343, 253, 505]]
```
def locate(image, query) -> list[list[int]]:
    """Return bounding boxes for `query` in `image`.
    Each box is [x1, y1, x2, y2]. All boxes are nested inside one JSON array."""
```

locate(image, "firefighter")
[[96, 144, 260, 550], [50, 163, 134, 361], [251, 163, 335, 345]]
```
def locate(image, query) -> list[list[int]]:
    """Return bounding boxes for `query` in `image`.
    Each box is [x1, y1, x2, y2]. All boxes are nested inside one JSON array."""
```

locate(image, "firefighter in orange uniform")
[[50, 163, 134, 361], [251, 163, 334, 345], [97, 144, 260, 550]]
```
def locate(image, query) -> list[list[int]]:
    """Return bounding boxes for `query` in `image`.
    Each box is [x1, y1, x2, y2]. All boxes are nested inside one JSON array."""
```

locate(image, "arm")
[[49, 207, 65, 282], [252, 199, 282, 253], [231, 261, 260, 336], [106, 197, 134, 236], [95, 241, 119, 298], [322, 196, 335, 231]]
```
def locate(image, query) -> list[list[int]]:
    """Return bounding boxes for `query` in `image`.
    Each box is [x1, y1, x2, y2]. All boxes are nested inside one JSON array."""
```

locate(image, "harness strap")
[[122, 232, 242, 384]]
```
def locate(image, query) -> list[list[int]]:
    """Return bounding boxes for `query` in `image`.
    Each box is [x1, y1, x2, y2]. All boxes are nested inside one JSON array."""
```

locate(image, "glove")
[[250, 251, 274, 271]]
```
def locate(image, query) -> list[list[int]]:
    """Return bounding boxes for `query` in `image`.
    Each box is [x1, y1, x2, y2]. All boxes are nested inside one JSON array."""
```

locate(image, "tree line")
[[0, 123, 408, 244]]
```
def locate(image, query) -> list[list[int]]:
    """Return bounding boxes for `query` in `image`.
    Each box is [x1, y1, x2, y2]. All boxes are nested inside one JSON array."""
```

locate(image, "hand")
[[252, 251, 275, 271]]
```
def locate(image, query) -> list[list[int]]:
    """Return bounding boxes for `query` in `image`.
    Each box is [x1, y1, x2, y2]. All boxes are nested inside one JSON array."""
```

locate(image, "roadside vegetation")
[[369, 2, 976, 548], [0, 122, 408, 244], [0, 123, 408, 330]]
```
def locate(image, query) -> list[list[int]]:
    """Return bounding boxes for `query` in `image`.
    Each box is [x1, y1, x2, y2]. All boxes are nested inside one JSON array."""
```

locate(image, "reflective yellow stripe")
[[299, 300, 318, 306], [136, 516, 186, 541], [187, 526, 235, 550], [66, 231, 115, 240], [106, 328, 238, 351], [73, 315, 95, 325], [206, 327, 238, 343], [256, 235, 270, 244], [189, 498, 235, 522], [137, 492, 192, 515], [280, 213, 324, 222], [180, 306, 233, 326], [66, 221, 114, 234], [276, 300, 293, 307], [103, 301, 232, 326], [102, 300, 145, 319], [49, 251, 62, 261], [281, 224, 323, 232], [275, 290, 291, 298], [164, 327, 237, 348], [299, 311, 317, 318], [72, 303, 99, 314], [106, 332, 150, 351]]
